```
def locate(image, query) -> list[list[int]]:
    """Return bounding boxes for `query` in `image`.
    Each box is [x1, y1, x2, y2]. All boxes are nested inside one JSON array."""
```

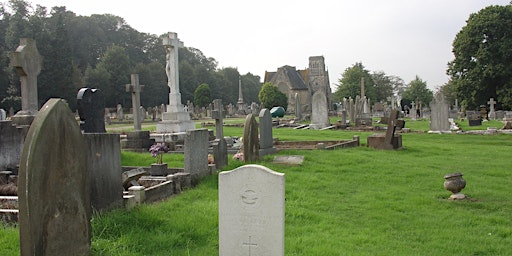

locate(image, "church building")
[[264, 56, 332, 115]]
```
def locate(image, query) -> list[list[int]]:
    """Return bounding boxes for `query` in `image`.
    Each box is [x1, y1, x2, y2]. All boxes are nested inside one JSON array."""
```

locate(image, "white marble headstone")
[[219, 164, 285, 256]]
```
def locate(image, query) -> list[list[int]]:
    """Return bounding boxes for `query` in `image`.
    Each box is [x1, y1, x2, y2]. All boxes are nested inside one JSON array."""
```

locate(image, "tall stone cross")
[[126, 74, 144, 131], [163, 32, 184, 112], [9, 38, 43, 126], [488, 98, 496, 120]]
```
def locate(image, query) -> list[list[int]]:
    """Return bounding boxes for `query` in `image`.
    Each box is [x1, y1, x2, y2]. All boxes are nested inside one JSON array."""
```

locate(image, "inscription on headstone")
[[219, 164, 285, 256]]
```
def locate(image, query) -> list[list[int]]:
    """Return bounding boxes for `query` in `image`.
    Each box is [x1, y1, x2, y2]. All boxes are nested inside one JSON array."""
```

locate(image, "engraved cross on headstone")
[[488, 98, 496, 120], [212, 99, 224, 139], [242, 236, 258, 256], [9, 38, 43, 125], [126, 74, 144, 131]]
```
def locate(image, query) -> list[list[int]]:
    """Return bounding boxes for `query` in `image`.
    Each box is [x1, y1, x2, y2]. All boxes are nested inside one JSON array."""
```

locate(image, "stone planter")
[[150, 163, 168, 176], [444, 172, 466, 200]]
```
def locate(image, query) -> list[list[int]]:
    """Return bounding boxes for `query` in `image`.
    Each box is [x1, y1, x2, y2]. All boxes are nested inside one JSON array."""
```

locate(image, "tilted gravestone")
[[243, 114, 259, 162], [219, 164, 285, 256], [18, 98, 91, 255], [77, 87, 106, 133]]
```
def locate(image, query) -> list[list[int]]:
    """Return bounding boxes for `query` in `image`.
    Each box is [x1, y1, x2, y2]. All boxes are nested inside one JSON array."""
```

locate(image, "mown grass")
[[2, 119, 511, 255]]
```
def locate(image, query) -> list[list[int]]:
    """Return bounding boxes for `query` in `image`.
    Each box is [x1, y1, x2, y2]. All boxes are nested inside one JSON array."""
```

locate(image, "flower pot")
[[444, 172, 466, 200], [150, 163, 168, 176]]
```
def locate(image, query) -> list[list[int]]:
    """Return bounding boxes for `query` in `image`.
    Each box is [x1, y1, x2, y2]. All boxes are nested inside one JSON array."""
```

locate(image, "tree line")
[[0, 0, 261, 112]]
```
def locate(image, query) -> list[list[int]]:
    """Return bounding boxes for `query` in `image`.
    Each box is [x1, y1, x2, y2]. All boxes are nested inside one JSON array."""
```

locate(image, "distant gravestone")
[[77, 87, 106, 133], [0, 109, 6, 120], [294, 93, 301, 120], [212, 99, 228, 169], [488, 98, 496, 120], [18, 98, 91, 255], [9, 38, 43, 126], [243, 114, 259, 162], [117, 104, 124, 121], [259, 108, 277, 156], [126, 74, 144, 131], [310, 90, 329, 129], [219, 164, 285, 256], [184, 129, 209, 182], [429, 92, 450, 132]]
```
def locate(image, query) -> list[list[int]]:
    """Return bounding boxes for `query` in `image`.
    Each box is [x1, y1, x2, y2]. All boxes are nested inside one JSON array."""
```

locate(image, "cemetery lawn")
[[2, 124, 512, 255]]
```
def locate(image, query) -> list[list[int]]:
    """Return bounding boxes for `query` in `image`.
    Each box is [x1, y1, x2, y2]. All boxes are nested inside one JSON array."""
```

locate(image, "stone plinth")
[[121, 131, 154, 151], [156, 111, 195, 133]]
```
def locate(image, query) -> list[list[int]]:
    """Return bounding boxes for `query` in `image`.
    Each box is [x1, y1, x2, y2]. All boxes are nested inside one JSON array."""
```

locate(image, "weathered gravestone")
[[310, 90, 329, 129], [488, 98, 497, 120], [219, 164, 285, 256], [9, 38, 43, 127], [126, 74, 144, 131], [212, 99, 228, 169], [259, 108, 277, 156], [77, 87, 106, 133], [18, 98, 91, 255], [0, 109, 6, 120], [116, 104, 124, 121], [429, 92, 450, 132], [243, 114, 259, 162], [184, 129, 209, 183]]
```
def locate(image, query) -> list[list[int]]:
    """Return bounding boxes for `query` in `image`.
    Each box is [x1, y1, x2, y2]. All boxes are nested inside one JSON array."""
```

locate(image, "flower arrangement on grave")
[[149, 142, 169, 165]]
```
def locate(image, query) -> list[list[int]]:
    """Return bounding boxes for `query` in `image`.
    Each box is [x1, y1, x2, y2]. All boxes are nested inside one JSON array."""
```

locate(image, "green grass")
[[2, 121, 512, 255]]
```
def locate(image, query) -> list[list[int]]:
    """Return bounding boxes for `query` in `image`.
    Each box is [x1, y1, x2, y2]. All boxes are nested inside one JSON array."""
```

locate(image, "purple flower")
[[149, 142, 169, 164]]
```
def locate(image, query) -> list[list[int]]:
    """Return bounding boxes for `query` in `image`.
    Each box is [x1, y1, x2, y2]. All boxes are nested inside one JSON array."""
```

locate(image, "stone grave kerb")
[[126, 74, 144, 131], [9, 38, 43, 126]]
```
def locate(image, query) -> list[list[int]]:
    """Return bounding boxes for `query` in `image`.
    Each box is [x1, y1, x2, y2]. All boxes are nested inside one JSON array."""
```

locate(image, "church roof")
[[265, 65, 309, 90]]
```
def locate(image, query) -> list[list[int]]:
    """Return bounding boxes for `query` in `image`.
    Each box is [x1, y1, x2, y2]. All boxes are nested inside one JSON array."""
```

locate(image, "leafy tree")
[[334, 62, 374, 102], [447, 5, 512, 110], [258, 82, 287, 110], [402, 76, 433, 108], [193, 83, 211, 108], [371, 71, 394, 103], [241, 72, 262, 104]]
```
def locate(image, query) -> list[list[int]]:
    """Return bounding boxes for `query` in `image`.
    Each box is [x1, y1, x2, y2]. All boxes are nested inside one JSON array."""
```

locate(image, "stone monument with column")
[[156, 32, 195, 133]]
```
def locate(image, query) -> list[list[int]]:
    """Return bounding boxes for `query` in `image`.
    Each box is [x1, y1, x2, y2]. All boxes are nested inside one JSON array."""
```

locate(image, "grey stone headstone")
[[259, 108, 277, 156], [18, 98, 91, 255], [84, 133, 122, 211], [219, 164, 285, 256], [184, 129, 209, 182], [430, 92, 450, 132], [77, 87, 106, 133], [117, 104, 124, 121], [310, 90, 329, 129]]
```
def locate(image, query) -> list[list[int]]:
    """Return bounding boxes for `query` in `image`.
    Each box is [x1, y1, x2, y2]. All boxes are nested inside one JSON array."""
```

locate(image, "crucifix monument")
[[126, 74, 144, 131], [157, 32, 195, 133], [488, 98, 496, 120], [9, 38, 43, 126]]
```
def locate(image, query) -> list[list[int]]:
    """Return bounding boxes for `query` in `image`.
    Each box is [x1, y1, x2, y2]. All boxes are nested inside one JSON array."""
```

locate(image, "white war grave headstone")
[[157, 32, 195, 133], [219, 164, 285, 256], [9, 38, 43, 127], [18, 98, 91, 255]]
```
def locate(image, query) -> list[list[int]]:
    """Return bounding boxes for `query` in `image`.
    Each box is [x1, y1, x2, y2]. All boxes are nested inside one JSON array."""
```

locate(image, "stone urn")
[[150, 163, 168, 176], [444, 172, 466, 200]]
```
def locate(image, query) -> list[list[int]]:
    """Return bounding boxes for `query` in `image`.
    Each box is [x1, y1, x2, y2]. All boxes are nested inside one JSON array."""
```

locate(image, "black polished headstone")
[[77, 88, 106, 133]]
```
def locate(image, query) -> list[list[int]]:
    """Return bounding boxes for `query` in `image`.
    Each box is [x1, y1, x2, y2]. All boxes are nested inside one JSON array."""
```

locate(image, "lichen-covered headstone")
[[18, 98, 91, 255], [243, 114, 259, 162]]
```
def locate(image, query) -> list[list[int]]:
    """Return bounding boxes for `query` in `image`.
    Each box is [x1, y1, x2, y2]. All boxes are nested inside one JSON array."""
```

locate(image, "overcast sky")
[[23, 0, 510, 91]]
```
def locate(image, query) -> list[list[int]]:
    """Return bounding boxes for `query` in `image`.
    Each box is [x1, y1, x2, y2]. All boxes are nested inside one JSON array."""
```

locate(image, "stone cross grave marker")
[[126, 74, 144, 131], [9, 38, 43, 126], [77, 87, 106, 133], [219, 164, 285, 256], [212, 99, 228, 169], [488, 98, 496, 120], [243, 114, 259, 162], [164, 32, 184, 112], [18, 98, 91, 255], [383, 109, 402, 149]]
